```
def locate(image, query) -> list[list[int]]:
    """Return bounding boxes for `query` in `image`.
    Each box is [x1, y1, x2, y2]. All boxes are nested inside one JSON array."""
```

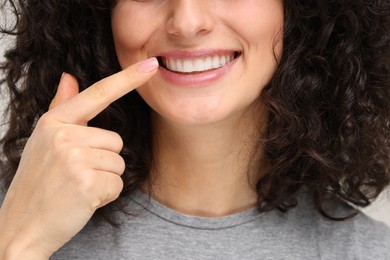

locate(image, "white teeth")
[[212, 56, 220, 68], [182, 60, 193, 73], [205, 56, 212, 69], [194, 58, 205, 72], [220, 56, 226, 67], [164, 54, 235, 73], [176, 59, 183, 72]]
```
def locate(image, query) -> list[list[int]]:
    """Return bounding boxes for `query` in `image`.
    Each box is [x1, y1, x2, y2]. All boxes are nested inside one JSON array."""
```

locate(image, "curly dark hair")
[[1, 0, 389, 222]]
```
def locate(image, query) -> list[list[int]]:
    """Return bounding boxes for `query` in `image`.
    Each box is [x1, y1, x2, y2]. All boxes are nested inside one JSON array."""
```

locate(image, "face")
[[111, 0, 283, 126]]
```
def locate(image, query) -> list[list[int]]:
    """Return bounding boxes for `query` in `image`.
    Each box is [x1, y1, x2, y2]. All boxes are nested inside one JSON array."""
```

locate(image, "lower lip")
[[158, 57, 239, 87]]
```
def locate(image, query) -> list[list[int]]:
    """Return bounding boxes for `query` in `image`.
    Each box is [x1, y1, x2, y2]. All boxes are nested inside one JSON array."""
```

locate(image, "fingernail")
[[138, 57, 159, 73]]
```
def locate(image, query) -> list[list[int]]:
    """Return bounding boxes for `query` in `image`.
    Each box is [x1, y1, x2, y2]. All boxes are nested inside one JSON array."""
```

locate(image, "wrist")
[[1, 232, 51, 260], [0, 215, 52, 260], [2, 243, 49, 260]]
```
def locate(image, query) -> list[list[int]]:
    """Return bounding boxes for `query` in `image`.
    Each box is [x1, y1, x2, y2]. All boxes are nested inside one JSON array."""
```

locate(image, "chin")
[[155, 104, 247, 128]]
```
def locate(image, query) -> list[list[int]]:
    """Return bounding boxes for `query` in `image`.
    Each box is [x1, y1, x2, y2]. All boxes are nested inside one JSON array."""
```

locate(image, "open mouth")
[[157, 51, 241, 74]]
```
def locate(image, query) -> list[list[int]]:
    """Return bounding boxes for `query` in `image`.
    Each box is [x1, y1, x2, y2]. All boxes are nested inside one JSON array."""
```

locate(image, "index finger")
[[51, 57, 159, 124]]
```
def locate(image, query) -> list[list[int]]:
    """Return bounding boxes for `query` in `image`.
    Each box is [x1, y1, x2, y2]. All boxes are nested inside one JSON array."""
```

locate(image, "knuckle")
[[92, 174, 123, 209], [75, 169, 96, 194], [123, 67, 136, 82], [64, 147, 84, 164], [72, 170, 124, 209], [52, 128, 73, 149], [36, 113, 54, 129], [107, 175, 124, 200], [117, 156, 126, 174], [111, 132, 124, 151], [89, 81, 110, 100]]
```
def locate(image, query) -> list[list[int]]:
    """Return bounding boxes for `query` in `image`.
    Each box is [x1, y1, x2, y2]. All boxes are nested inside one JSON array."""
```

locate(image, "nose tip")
[[166, 1, 214, 39]]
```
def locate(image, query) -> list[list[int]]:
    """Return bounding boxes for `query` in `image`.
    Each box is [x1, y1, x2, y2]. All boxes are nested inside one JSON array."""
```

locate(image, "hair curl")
[[1, 0, 389, 222]]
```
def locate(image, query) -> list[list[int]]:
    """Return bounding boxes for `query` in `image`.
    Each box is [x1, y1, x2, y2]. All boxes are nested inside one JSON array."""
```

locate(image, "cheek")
[[111, 4, 161, 67], [227, 1, 283, 83], [225, 0, 284, 50]]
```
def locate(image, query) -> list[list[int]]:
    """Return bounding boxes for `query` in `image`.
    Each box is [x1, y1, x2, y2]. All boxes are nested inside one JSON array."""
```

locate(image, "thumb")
[[49, 73, 80, 110]]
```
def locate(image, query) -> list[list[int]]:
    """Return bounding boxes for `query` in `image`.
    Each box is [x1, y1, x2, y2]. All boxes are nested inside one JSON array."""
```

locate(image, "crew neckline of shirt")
[[129, 189, 264, 230]]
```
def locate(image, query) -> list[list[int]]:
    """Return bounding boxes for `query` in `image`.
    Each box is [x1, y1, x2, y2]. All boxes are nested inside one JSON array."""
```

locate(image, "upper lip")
[[156, 49, 241, 59]]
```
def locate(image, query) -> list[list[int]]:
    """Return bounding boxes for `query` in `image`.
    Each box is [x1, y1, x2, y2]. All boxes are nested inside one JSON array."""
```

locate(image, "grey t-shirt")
[[46, 189, 390, 259]]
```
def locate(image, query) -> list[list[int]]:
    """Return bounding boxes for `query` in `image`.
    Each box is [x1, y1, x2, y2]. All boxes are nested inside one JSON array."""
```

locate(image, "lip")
[[156, 49, 241, 87], [158, 49, 238, 59]]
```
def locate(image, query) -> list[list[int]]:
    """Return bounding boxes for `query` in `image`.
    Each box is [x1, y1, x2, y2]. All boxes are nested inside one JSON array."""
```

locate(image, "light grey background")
[[0, 14, 389, 227]]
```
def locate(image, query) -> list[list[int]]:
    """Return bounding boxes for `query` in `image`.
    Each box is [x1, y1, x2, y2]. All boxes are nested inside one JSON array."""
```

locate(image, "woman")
[[0, 0, 389, 259]]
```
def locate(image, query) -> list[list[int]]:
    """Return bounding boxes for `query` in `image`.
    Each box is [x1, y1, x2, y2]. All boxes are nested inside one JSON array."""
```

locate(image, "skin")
[[0, 59, 159, 258], [112, 0, 283, 126], [111, 0, 283, 216], [0, 0, 284, 257]]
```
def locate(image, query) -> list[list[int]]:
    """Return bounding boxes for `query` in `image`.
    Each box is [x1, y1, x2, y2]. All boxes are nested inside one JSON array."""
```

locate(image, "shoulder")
[[323, 212, 390, 258], [299, 192, 390, 258], [348, 213, 390, 258]]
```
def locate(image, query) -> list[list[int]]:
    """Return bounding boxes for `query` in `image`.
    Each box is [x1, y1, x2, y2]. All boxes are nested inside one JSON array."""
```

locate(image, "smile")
[[156, 50, 241, 87], [158, 51, 241, 74]]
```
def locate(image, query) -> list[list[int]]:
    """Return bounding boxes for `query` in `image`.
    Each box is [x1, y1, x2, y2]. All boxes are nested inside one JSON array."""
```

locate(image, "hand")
[[0, 58, 159, 259]]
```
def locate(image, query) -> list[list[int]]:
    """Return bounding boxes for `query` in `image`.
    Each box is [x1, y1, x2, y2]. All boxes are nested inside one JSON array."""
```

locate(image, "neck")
[[144, 106, 267, 217]]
